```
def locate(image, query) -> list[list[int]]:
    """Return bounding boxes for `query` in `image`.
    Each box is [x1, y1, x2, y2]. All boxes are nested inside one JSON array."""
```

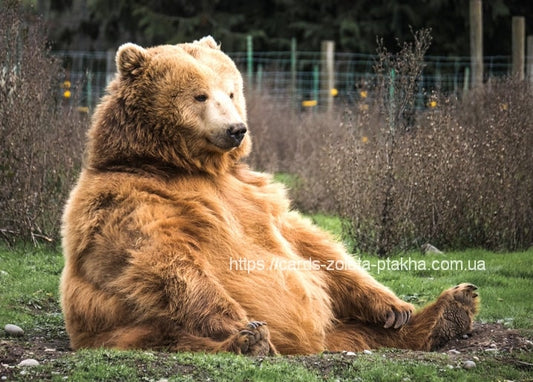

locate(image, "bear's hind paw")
[[429, 283, 480, 350]]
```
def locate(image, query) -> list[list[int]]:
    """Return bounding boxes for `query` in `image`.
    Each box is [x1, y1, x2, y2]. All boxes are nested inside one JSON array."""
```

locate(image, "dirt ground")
[[1, 322, 532, 380]]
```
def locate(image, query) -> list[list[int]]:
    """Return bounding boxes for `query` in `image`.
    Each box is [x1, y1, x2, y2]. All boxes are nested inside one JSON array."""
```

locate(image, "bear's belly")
[[215, 249, 334, 353]]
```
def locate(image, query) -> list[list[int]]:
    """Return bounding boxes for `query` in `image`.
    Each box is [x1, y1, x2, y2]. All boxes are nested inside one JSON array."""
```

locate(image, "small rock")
[[463, 360, 476, 369], [421, 243, 444, 255], [363, 349, 372, 355], [448, 349, 460, 355], [462, 334, 469, 339], [345, 351, 356, 356], [4, 324, 24, 337], [473, 356, 480, 361], [44, 348, 56, 352], [18, 359, 39, 367]]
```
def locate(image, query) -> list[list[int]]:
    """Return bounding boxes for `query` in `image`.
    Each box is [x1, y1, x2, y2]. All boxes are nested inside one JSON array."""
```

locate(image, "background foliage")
[[32, 0, 533, 55]]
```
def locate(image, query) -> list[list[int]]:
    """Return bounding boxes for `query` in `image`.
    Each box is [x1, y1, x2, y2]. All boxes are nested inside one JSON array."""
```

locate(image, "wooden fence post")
[[469, 0, 483, 88], [512, 17, 525, 80], [320, 40, 335, 112]]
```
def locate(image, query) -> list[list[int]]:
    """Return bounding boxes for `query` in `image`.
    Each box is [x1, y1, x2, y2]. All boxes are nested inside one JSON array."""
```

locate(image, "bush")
[[247, 32, 533, 255], [0, 1, 87, 245]]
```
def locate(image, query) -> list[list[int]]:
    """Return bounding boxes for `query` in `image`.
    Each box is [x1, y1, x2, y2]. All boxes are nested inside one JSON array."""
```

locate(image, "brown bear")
[[60, 36, 479, 355]]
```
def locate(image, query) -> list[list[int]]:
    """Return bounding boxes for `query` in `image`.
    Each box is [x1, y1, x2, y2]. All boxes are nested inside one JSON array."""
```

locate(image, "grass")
[[373, 249, 533, 329], [1, 220, 532, 381]]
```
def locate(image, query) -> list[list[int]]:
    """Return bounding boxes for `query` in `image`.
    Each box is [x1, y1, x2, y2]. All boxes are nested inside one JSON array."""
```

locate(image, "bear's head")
[[87, 36, 251, 175]]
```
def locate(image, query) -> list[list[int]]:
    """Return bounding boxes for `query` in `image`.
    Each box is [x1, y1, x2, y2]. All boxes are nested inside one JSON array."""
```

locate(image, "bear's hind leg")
[[397, 283, 479, 351], [325, 283, 479, 352]]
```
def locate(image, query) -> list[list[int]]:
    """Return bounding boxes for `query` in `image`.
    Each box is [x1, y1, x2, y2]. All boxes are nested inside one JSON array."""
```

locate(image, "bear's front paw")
[[382, 300, 415, 329], [233, 321, 277, 356]]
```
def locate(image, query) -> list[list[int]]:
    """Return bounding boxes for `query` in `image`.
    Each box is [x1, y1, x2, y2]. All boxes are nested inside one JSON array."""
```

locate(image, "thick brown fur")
[[60, 36, 479, 355]]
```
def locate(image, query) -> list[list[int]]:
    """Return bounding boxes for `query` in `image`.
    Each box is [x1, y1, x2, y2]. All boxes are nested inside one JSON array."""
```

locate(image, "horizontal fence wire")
[[53, 50, 513, 112]]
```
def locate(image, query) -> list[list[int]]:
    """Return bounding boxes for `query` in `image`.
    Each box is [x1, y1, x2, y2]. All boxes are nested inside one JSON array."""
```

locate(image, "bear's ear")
[[194, 36, 221, 50], [116, 43, 149, 77]]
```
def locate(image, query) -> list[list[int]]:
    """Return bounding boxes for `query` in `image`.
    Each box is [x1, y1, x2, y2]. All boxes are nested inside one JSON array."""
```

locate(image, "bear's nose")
[[226, 123, 247, 147]]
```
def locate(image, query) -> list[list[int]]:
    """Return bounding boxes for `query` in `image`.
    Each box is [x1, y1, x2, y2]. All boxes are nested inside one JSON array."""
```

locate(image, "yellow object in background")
[[302, 100, 317, 107]]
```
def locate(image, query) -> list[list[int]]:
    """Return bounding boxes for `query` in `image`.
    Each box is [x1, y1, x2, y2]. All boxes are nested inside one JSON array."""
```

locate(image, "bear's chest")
[[199, 183, 333, 338]]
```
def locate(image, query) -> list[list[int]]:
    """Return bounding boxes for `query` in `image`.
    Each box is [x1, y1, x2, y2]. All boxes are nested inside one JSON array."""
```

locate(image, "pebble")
[[463, 360, 476, 369], [363, 349, 373, 355], [18, 359, 40, 367], [344, 351, 356, 356], [448, 349, 460, 355], [4, 324, 24, 337]]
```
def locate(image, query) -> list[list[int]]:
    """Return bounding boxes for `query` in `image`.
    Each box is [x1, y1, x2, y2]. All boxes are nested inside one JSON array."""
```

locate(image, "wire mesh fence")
[[53, 50, 513, 112]]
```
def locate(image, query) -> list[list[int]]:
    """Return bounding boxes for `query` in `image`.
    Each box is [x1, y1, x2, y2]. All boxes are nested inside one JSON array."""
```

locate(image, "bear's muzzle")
[[226, 123, 247, 147]]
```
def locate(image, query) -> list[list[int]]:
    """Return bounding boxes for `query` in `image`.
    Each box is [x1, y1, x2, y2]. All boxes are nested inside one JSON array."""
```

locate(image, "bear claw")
[[384, 307, 413, 329], [247, 321, 266, 329]]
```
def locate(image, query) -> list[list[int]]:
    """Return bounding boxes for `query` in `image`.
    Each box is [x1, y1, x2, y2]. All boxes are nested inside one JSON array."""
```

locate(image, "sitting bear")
[[60, 36, 478, 355]]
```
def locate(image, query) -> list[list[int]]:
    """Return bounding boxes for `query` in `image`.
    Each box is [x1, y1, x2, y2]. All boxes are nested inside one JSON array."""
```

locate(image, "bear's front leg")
[[330, 269, 415, 329], [279, 212, 413, 329]]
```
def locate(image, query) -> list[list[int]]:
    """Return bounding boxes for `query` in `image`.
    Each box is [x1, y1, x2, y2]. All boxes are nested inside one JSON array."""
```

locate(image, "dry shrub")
[[245, 90, 341, 212], [318, 78, 532, 255], [0, 1, 87, 245], [246, 91, 300, 173], [413, 78, 533, 251]]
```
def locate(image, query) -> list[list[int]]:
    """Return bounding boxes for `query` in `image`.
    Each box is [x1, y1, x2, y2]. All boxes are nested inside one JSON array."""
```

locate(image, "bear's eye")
[[229, 92, 234, 99], [194, 94, 208, 102]]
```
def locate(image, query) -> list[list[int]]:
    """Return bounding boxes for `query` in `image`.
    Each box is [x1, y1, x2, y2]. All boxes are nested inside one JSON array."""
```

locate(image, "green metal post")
[[463, 66, 470, 96], [246, 35, 253, 88], [256, 64, 263, 92], [86, 71, 93, 110], [290, 37, 297, 105], [312, 64, 319, 111]]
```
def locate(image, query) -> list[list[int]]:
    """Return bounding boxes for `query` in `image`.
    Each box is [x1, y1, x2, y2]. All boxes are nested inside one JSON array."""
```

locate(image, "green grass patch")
[[1, 237, 532, 381], [364, 249, 533, 329], [0, 246, 63, 335], [273, 172, 301, 190]]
